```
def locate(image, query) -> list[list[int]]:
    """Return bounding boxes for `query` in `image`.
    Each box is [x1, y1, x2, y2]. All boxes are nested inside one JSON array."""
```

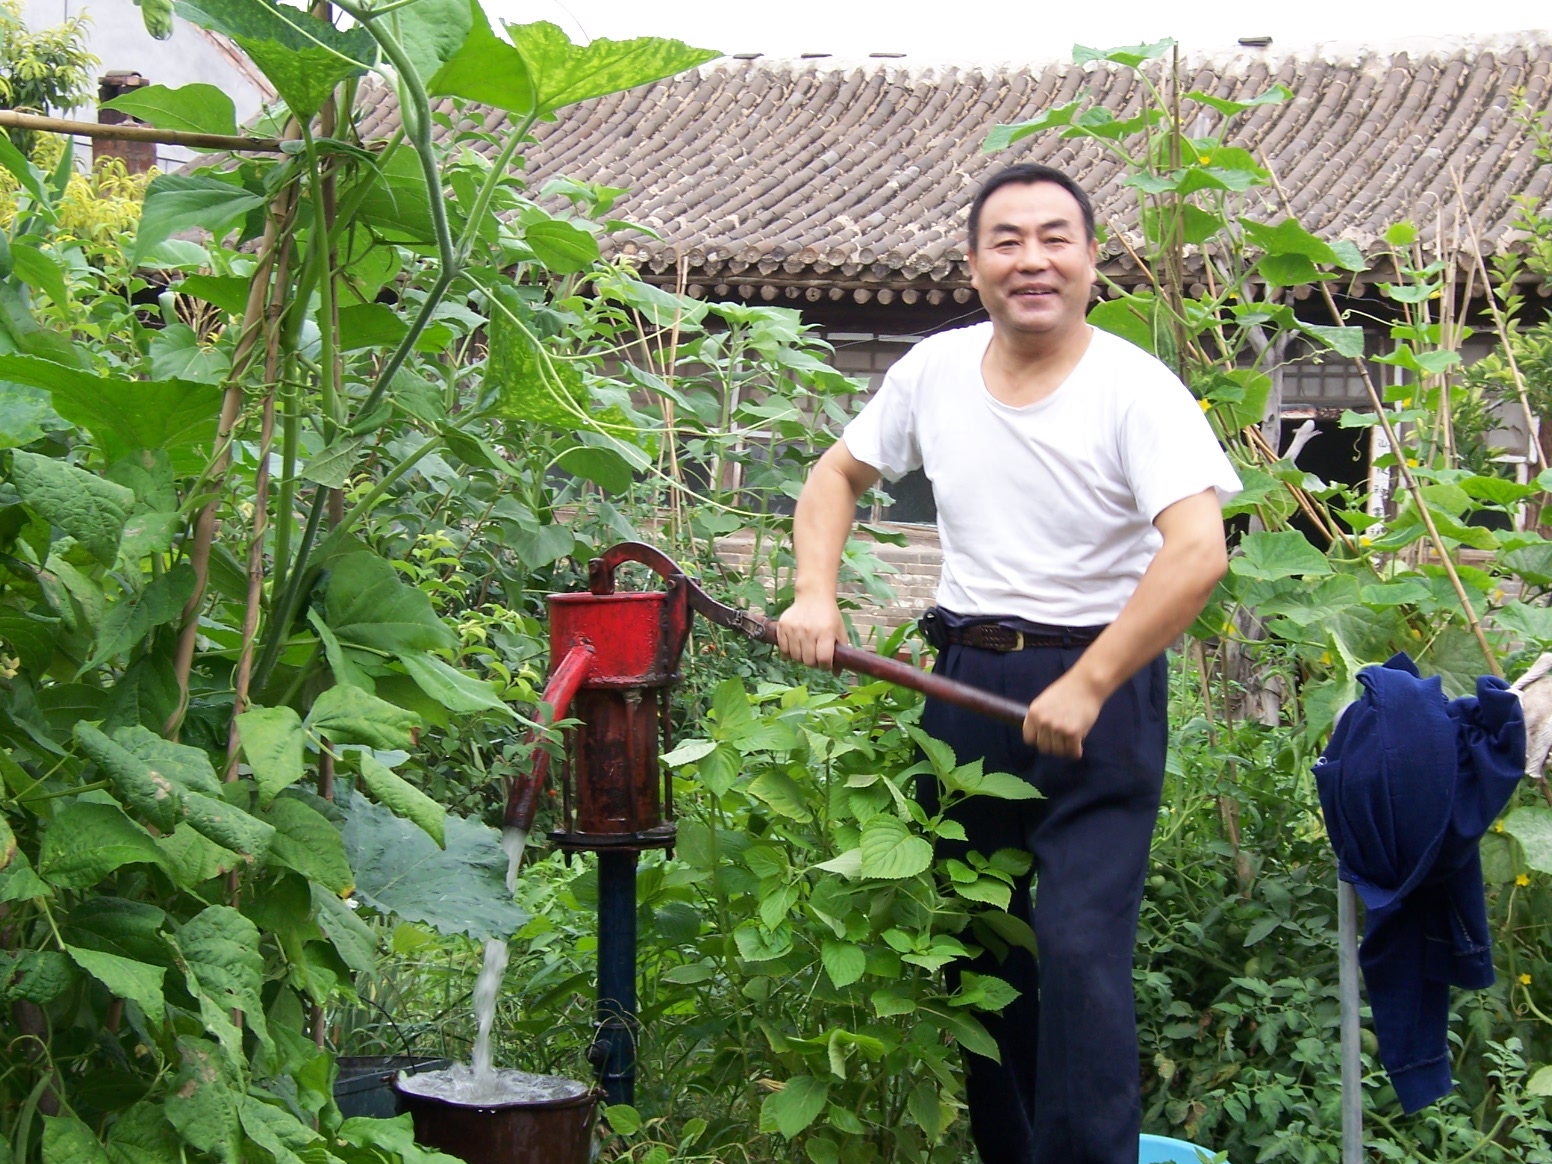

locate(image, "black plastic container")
[[335, 1056, 451, 1121], [393, 1073, 600, 1164]]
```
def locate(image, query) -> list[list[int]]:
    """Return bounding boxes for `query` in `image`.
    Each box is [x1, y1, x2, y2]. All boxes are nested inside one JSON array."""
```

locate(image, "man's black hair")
[[967, 164, 1096, 250]]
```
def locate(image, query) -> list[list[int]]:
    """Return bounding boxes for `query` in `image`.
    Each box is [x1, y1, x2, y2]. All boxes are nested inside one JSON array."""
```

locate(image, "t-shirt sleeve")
[[1120, 373, 1243, 521], [840, 359, 923, 482]]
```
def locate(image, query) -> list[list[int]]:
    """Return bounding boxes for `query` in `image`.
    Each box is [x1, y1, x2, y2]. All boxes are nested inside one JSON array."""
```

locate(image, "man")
[[777, 164, 1241, 1164]]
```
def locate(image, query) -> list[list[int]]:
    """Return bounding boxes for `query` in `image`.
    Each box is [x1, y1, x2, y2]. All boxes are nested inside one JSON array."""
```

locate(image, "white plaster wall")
[[21, 0, 274, 167]]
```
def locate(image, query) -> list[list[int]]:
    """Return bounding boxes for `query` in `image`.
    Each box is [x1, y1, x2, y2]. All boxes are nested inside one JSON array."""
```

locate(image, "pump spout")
[[504, 642, 596, 836]]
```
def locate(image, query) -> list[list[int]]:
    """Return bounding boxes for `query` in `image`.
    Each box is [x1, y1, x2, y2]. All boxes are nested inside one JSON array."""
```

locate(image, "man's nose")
[[1016, 243, 1048, 270]]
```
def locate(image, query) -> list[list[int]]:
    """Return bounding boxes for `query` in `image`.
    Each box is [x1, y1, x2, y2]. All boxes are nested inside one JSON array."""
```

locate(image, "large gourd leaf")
[[175, 0, 375, 118], [430, 7, 716, 117], [340, 789, 527, 941], [1229, 530, 1333, 582], [0, 354, 222, 474], [323, 551, 456, 655]]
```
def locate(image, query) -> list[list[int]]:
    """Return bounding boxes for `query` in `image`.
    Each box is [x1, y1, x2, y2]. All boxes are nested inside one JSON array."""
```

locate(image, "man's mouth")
[[1010, 286, 1056, 298]]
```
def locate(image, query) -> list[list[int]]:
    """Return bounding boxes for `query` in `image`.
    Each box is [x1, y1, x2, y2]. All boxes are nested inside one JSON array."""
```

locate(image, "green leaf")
[[102, 83, 238, 135], [11, 242, 69, 310], [312, 882, 377, 972], [237, 705, 306, 804], [525, 218, 601, 274], [173, 906, 269, 1060], [1529, 1064, 1552, 1098], [0, 354, 223, 475], [1183, 85, 1291, 118], [982, 101, 1083, 152], [908, 1081, 943, 1142], [239, 1096, 322, 1163], [1504, 806, 1552, 876], [175, 0, 375, 118], [181, 792, 275, 861], [1493, 602, 1552, 644], [104, 1102, 181, 1164], [0, 949, 73, 1002], [1298, 322, 1367, 358], [924, 1006, 1001, 1061], [761, 1076, 829, 1139], [62, 897, 167, 967], [425, 0, 538, 114], [1230, 530, 1333, 581], [858, 817, 933, 880], [165, 1040, 240, 1164], [177, 274, 252, 315], [324, 551, 457, 655], [131, 173, 265, 265], [955, 767, 1041, 800], [262, 796, 353, 894], [1087, 296, 1155, 353], [747, 769, 813, 822], [660, 738, 717, 767], [1241, 217, 1342, 266], [954, 877, 1013, 909], [83, 562, 197, 670], [297, 435, 364, 489], [38, 802, 167, 888], [1385, 221, 1419, 247], [306, 684, 423, 749], [42, 1114, 111, 1164], [340, 789, 527, 940], [604, 1104, 642, 1136], [111, 725, 223, 796], [10, 450, 134, 565], [158, 825, 240, 887], [555, 444, 635, 493], [391, 0, 475, 84], [75, 722, 183, 832], [399, 651, 513, 716], [1255, 253, 1329, 287], [337, 302, 408, 352], [64, 945, 166, 1025], [821, 940, 865, 989], [1073, 39, 1174, 67], [0, 380, 66, 448], [358, 754, 445, 847]]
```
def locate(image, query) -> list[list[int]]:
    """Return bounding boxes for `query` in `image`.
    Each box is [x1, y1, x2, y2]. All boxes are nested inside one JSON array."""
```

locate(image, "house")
[[375, 37, 1552, 629], [22, 0, 274, 170]]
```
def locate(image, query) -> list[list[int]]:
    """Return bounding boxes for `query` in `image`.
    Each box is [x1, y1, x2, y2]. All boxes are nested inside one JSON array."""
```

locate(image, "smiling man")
[[777, 164, 1241, 1163]]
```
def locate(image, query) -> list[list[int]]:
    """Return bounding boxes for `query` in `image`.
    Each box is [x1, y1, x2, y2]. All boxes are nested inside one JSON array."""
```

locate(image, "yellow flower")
[[1199, 398, 1212, 412], [1198, 155, 1212, 165], [1516, 873, 1531, 887], [1520, 973, 1533, 986], [1359, 536, 1373, 547], [1320, 651, 1332, 665], [1495, 820, 1506, 833], [1406, 458, 1419, 467]]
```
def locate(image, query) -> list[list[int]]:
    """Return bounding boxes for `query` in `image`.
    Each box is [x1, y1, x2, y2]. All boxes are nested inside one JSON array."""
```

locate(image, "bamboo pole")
[[0, 109, 283, 152]]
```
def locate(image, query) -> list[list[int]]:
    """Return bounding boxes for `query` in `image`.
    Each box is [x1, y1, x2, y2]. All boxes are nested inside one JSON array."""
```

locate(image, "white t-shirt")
[[842, 322, 1242, 625]]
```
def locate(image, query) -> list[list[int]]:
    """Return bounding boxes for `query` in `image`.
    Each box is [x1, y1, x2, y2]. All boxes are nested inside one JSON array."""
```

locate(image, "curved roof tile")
[[392, 40, 1552, 292]]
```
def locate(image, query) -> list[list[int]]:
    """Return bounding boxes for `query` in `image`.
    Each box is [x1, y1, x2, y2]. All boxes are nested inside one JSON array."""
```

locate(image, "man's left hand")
[[1023, 671, 1104, 758]]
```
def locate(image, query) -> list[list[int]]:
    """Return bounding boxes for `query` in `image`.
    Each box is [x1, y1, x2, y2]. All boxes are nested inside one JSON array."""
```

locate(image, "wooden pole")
[[0, 109, 282, 153]]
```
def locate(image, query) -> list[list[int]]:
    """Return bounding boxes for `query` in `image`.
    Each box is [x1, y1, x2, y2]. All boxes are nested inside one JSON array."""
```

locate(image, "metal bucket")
[[335, 1056, 450, 1121], [392, 1074, 600, 1164]]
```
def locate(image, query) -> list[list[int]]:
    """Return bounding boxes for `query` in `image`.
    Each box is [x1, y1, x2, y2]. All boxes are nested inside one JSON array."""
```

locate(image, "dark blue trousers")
[[919, 643, 1168, 1164]]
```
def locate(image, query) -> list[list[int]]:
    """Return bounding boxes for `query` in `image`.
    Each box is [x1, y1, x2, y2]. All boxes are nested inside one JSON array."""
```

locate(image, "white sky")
[[490, 0, 1551, 62]]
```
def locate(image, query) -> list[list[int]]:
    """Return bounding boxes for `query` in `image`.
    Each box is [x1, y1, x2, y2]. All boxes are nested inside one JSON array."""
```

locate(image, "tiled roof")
[[355, 39, 1552, 302]]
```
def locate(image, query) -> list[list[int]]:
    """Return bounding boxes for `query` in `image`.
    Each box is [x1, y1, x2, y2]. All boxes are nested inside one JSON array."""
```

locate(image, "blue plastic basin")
[[1139, 1132, 1224, 1163]]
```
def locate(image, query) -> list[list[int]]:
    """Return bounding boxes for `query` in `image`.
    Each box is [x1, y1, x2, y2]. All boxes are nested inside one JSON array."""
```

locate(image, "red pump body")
[[505, 552, 692, 852]]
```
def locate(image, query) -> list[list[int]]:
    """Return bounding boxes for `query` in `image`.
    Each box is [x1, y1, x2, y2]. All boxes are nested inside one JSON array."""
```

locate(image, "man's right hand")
[[777, 594, 847, 669]]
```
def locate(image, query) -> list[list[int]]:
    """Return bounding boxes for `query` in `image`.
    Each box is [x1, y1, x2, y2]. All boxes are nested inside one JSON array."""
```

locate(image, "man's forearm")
[[792, 443, 874, 600], [1066, 536, 1224, 704]]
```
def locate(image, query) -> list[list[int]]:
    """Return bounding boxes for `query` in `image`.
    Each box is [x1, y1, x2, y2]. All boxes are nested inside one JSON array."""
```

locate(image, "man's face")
[[967, 181, 1098, 342]]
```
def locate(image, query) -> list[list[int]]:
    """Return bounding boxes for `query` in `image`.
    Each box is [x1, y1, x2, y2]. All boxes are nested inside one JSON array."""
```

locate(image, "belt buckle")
[[1009, 629, 1024, 652]]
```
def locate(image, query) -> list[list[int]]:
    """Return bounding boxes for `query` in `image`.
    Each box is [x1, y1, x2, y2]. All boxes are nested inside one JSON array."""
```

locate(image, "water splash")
[[500, 826, 529, 894], [470, 937, 509, 1087], [398, 1064, 588, 1107]]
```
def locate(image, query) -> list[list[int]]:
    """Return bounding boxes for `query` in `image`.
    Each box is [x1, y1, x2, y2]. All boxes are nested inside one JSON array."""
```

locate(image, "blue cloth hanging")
[[1314, 652, 1524, 1112]]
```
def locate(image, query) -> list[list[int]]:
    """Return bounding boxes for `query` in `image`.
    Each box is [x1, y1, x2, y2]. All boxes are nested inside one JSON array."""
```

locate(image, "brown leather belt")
[[944, 623, 1102, 652]]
